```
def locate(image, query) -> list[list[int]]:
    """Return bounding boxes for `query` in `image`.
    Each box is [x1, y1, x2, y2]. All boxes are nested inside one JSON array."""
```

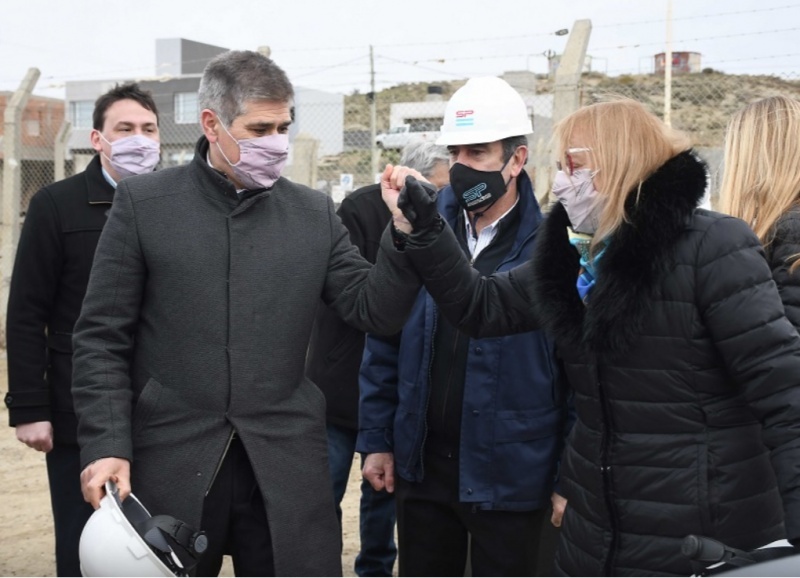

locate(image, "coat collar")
[[192, 136, 243, 202], [530, 150, 708, 358], [84, 155, 116, 204], [190, 136, 279, 212]]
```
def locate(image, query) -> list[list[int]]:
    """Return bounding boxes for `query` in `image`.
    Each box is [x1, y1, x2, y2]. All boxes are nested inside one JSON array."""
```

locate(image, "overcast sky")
[[1, 0, 797, 98]]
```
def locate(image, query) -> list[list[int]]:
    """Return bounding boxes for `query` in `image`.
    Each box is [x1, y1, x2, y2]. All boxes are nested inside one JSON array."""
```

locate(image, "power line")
[[591, 26, 800, 52], [594, 3, 800, 28], [375, 55, 475, 79], [272, 5, 800, 53], [289, 55, 369, 79]]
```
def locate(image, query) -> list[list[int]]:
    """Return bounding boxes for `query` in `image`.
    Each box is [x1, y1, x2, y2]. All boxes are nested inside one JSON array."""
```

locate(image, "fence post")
[[287, 132, 319, 188], [54, 120, 72, 182], [535, 19, 592, 206], [1, 67, 40, 348]]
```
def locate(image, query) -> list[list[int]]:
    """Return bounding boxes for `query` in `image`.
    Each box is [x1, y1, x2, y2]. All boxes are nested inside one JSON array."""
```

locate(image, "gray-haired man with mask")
[[71, 50, 433, 576]]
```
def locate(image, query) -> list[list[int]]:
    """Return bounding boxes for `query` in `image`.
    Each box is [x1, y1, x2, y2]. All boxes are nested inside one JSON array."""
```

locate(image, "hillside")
[[323, 71, 800, 190], [344, 71, 800, 147]]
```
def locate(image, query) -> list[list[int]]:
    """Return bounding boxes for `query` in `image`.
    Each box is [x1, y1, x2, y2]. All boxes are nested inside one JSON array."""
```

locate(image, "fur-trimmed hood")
[[530, 150, 708, 358]]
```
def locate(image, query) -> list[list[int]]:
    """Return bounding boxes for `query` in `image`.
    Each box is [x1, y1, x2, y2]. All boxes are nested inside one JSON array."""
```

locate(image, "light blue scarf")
[[568, 231, 607, 304]]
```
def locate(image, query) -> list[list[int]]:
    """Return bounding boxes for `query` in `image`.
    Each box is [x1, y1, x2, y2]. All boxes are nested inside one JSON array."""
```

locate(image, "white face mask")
[[552, 169, 605, 235]]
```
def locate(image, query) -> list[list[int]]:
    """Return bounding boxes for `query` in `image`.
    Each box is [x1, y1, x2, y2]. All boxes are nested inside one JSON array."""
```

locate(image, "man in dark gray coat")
[[72, 50, 427, 577]]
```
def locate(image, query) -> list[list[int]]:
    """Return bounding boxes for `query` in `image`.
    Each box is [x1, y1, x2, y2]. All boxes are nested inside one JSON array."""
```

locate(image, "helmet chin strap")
[[136, 515, 208, 576]]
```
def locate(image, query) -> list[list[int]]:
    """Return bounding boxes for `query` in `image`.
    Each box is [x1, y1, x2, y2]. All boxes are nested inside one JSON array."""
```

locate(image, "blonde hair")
[[554, 97, 692, 250], [719, 96, 800, 271]]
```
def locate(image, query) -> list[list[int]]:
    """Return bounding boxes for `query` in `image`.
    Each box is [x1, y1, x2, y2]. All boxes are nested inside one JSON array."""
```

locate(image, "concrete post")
[[1, 67, 40, 347], [664, 0, 674, 127], [54, 120, 72, 182], [287, 132, 319, 188], [535, 20, 592, 206]]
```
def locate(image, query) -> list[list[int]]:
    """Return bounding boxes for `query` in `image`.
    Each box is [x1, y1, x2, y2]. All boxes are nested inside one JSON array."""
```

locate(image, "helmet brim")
[[436, 128, 533, 146]]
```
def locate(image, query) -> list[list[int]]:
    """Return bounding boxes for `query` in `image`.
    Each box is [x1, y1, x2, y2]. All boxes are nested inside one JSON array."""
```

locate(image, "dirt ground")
[[0, 355, 368, 577]]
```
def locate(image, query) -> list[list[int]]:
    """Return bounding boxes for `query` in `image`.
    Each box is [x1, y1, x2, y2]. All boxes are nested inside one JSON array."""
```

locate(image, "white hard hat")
[[437, 76, 533, 146], [79, 481, 208, 577]]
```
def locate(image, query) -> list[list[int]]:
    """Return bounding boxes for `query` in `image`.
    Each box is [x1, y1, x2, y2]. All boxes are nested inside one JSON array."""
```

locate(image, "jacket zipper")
[[439, 329, 462, 431], [416, 304, 438, 480], [597, 370, 620, 576], [206, 429, 235, 495]]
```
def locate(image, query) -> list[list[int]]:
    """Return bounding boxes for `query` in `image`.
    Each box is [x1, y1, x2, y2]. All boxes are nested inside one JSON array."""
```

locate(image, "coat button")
[[474, 347, 482, 354], [466, 488, 473, 495], [472, 410, 480, 416], [4, 394, 13, 406]]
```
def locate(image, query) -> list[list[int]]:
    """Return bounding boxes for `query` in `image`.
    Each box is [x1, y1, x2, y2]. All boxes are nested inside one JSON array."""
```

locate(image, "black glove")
[[397, 176, 439, 231]]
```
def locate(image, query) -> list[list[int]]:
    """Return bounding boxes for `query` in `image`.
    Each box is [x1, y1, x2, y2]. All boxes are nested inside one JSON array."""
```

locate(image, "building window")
[[174, 92, 199, 124], [69, 100, 94, 129], [25, 120, 40, 137]]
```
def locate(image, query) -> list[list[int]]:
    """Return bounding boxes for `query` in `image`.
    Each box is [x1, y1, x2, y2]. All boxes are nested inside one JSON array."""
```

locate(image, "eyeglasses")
[[556, 147, 593, 176]]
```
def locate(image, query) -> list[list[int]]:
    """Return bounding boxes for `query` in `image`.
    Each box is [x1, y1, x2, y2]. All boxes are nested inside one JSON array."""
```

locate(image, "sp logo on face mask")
[[462, 182, 488, 203]]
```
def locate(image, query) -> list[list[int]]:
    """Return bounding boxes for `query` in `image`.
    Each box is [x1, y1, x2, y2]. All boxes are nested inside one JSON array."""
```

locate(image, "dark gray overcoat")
[[71, 137, 421, 576]]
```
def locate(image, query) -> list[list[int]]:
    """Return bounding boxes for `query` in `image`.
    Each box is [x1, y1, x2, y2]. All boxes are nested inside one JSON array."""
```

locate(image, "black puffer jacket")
[[405, 151, 800, 576], [767, 208, 800, 330]]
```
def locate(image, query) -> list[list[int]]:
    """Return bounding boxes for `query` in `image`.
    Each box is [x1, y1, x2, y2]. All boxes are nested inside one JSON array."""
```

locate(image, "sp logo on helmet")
[[455, 110, 475, 127]]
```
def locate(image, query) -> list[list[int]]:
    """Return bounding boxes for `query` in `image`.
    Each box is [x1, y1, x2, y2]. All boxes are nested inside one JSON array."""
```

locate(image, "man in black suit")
[[4, 82, 159, 577], [306, 140, 449, 576]]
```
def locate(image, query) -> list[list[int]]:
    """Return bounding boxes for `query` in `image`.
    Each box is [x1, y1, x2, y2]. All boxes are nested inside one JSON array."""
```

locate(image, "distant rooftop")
[[155, 38, 229, 78]]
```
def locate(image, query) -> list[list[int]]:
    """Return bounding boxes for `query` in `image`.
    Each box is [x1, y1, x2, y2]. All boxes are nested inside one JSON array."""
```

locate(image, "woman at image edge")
[[397, 97, 800, 576], [720, 95, 800, 332]]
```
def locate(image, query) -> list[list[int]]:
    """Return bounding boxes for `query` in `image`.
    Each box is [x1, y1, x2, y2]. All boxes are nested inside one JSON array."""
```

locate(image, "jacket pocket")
[[696, 442, 712, 534], [703, 402, 758, 428], [132, 378, 162, 437], [491, 408, 563, 504], [494, 407, 562, 443]]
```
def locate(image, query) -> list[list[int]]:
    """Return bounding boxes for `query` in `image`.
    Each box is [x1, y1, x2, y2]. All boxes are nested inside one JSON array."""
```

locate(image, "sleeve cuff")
[[356, 428, 394, 454]]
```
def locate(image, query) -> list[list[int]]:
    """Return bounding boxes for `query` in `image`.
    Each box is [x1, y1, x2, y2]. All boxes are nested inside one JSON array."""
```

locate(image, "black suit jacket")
[[4, 155, 114, 445]]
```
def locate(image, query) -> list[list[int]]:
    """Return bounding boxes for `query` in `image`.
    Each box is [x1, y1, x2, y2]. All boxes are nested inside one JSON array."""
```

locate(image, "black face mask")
[[450, 160, 512, 212]]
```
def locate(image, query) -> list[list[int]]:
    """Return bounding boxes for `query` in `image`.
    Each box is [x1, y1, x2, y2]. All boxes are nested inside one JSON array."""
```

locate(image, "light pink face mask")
[[552, 169, 605, 235], [216, 118, 289, 191], [100, 134, 161, 180]]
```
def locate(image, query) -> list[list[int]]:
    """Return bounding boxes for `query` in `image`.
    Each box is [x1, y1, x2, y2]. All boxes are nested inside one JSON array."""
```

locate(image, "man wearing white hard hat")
[[358, 77, 571, 576]]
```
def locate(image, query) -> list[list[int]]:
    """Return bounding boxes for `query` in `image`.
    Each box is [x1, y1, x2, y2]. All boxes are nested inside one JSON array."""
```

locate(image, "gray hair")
[[399, 140, 450, 178], [501, 135, 528, 163], [198, 50, 294, 126]]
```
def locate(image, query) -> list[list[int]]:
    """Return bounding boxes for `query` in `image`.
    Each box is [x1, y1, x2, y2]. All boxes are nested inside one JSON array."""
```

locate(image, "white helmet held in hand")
[[437, 76, 533, 146], [79, 481, 208, 577]]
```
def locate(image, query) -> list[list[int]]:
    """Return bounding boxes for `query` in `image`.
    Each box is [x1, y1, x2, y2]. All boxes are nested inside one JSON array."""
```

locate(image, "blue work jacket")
[[357, 171, 571, 511]]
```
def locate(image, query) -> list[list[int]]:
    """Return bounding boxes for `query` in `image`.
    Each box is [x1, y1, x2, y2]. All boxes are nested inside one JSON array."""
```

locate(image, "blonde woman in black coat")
[[720, 95, 800, 329], [390, 98, 800, 576]]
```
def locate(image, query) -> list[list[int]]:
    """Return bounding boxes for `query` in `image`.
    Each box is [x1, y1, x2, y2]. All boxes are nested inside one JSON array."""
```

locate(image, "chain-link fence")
[[1, 67, 799, 342], [6, 69, 799, 215]]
